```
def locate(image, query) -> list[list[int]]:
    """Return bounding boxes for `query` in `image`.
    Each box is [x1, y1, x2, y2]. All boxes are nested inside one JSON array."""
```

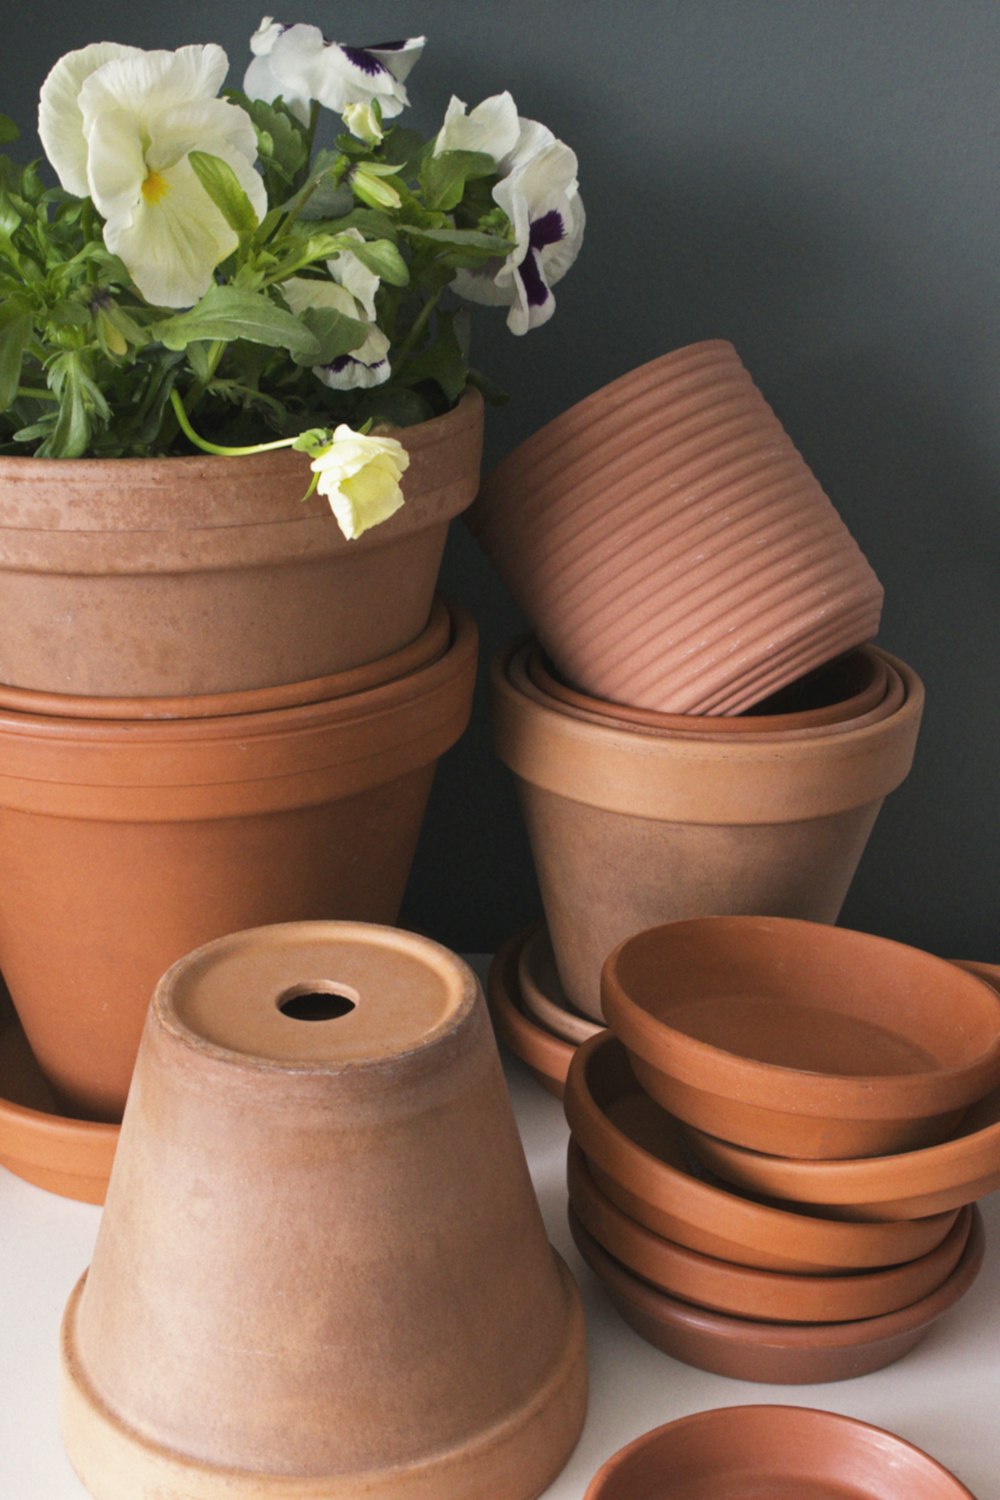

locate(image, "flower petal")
[[434, 91, 519, 161], [38, 41, 143, 195], [311, 427, 410, 539]]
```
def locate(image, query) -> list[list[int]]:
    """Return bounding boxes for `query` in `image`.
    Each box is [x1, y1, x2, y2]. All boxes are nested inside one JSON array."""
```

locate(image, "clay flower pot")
[[492, 638, 924, 1021], [602, 916, 1000, 1159], [517, 926, 604, 1046], [487, 930, 577, 1099], [60, 922, 587, 1500], [583, 1405, 977, 1500], [468, 343, 883, 714], [0, 601, 477, 1120], [0, 389, 482, 696]]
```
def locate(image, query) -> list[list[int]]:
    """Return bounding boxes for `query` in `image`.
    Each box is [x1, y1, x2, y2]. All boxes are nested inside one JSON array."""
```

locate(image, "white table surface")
[[2, 964, 998, 1499]]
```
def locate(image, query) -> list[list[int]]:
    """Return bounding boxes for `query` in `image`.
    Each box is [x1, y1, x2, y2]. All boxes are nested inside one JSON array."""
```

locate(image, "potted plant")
[[0, 19, 585, 694]]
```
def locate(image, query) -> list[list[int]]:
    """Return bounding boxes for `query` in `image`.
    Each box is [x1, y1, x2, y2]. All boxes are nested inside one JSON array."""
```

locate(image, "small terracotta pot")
[[493, 639, 924, 1021], [570, 1204, 985, 1384], [60, 922, 587, 1500], [602, 916, 1000, 1159], [529, 642, 889, 732], [568, 1142, 973, 1323], [564, 1034, 962, 1272], [583, 1405, 977, 1500], [0, 389, 483, 696], [0, 601, 477, 1120], [468, 342, 883, 714]]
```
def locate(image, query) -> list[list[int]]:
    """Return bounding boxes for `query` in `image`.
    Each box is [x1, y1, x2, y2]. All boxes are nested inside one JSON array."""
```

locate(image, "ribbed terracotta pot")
[[0, 602, 476, 1120], [60, 922, 587, 1500], [468, 343, 882, 714], [492, 638, 923, 1020], [0, 389, 483, 696]]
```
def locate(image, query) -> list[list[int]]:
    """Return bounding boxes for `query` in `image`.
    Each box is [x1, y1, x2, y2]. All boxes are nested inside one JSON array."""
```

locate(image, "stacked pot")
[[0, 393, 483, 1165], [477, 342, 923, 1041], [564, 916, 1000, 1384]]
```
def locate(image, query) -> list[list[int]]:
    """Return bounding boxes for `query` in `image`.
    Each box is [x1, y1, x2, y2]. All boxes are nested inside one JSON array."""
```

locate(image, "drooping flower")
[[282, 242, 390, 391], [39, 43, 266, 309], [309, 427, 409, 539], [243, 17, 424, 125]]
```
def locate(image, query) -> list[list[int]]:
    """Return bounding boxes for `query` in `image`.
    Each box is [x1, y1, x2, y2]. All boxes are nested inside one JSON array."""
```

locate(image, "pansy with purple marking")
[[243, 16, 424, 125], [281, 232, 390, 391]]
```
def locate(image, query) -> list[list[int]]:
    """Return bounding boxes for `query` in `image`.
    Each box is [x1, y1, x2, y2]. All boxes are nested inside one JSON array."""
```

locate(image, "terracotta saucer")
[[583, 1404, 976, 1499], [517, 927, 604, 1046], [487, 930, 577, 1097], [568, 1140, 972, 1324], [564, 1033, 961, 1272], [569, 1204, 985, 1384], [0, 992, 116, 1203]]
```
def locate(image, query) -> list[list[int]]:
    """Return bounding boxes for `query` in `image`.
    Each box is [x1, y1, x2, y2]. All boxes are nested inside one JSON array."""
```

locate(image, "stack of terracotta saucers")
[[563, 915, 1000, 1383]]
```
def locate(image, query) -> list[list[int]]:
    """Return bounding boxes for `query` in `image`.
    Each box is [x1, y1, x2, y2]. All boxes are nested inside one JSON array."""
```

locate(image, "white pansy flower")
[[243, 17, 424, 124], [433, 91, 555, 174], [39, 43, 266, 309], [282, 239, 389, 390], [310, 428, 410, 539], [454, 137, 584, 335]]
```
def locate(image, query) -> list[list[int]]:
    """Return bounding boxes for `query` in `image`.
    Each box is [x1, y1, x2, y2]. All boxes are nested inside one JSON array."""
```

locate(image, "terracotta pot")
[[468, 342, 883, 714], [0, 389, 483, 696], [564, 1034, 962, 1273], [0, 601, 477, 1120], [493, 638, 924, 1021], [487, 930, 575, 1099], [529, 641, 889, 731], [583, 1405, 977, 1500], [568, 1142, 973, 1323], [60, 922, 587, 1500], [518, 926, 604, 1046], [0, 595, 452, 720], [602, 916, 1000, 1159], [570, 1204, 985, 1384]]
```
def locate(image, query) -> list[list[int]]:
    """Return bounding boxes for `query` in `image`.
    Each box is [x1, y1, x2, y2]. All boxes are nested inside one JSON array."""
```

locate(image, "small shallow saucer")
[[583, 1404, 976, 1499], [0, 992, 117, 1203], [487, 930, 578, 1097], [569, 1203, 985, 1384], [517, 927, 604, 1046]]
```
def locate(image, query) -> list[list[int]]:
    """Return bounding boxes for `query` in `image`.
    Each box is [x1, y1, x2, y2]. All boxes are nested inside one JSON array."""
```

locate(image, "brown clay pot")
[[602, 916, 1000, 1159], [518, 926, 604, 1046], [583, 1405, 977, 1500], [487, 930, 575, 1099], [0, 389, 483, 696], [492, 638, 924, 1021], [60, 922, 587, 1500], [570, 1204, 985, 1384], [564, 1033, 962, 1273], [0, 601, 477, 1121], [568, 1141, 973, 1324], [468, 342, 883, 714], [528, 641, 892, 734]]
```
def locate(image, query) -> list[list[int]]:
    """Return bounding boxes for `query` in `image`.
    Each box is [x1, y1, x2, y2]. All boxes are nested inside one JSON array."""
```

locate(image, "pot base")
[[60, 1257, 587, 1500]]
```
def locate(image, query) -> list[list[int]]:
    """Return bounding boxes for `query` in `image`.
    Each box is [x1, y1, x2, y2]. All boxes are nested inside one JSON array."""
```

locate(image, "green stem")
[[169, 390, 302, 457], [16, 385, 57, 401], [392, 286, 444, 369]]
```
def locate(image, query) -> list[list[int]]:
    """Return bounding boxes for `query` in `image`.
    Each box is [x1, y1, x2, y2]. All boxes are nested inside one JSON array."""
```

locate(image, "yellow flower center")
[[141, 170, 169, 204]]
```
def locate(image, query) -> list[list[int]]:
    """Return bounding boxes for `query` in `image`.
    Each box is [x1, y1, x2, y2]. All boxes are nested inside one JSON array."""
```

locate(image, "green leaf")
[[188, 152, 260, 236], [0, 308, 31, 409], [0, 114, 19, 145], [185, 341, 215, 383], [153, 286, 320, 361], [39, 352, 90, 457], [0, 189, 21, 238], [419, 150, 497, 212], [235, 94, 308, 183], [397, 309, 468, 404], [336, 235, 409, 287], [296, 304, 369, 366]]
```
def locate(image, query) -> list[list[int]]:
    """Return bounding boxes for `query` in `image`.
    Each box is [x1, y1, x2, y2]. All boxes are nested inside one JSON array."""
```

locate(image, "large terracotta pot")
[[60, 922, 587, 1500], [0, 390, 483, 696], [491, 637, 923, 1021], [467, 343, 882, 715], [0, 602, 477, 1120]]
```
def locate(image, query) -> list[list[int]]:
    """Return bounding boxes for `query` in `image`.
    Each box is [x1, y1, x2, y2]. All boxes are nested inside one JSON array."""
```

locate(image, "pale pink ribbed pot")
[[467, 343, 883, 714]]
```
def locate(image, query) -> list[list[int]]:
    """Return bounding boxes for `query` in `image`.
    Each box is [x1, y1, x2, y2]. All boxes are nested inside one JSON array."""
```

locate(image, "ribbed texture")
[[471, 343, 883, 714]]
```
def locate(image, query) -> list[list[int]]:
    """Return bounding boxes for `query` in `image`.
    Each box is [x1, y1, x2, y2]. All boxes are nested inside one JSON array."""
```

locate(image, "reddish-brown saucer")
[[487, 930, 578, 1097]]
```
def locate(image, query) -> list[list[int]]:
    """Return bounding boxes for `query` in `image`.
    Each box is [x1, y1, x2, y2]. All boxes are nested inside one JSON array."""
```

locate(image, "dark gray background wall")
[[7, 2, 999, 960]]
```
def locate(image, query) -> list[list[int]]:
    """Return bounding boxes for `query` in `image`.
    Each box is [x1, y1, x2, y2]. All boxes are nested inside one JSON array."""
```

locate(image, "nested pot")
[[0, 388, 483, 696], [0, 601, 477, 1121], [492, 637, 923, 1021], [60, 922, 587, 1500], [468, 343, 882, 715]]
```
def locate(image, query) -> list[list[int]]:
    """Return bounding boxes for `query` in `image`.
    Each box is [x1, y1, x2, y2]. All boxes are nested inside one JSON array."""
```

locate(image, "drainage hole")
[[278, 986, 357, 1022]]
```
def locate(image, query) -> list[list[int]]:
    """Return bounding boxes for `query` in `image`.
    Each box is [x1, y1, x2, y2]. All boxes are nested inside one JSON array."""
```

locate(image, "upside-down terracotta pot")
[[0, 601, 477, 1121], [492, 638, 924, 1020], [60, 923, 588, 1500], [0, 389, 483, 696], [468, 343, 882, 714]]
